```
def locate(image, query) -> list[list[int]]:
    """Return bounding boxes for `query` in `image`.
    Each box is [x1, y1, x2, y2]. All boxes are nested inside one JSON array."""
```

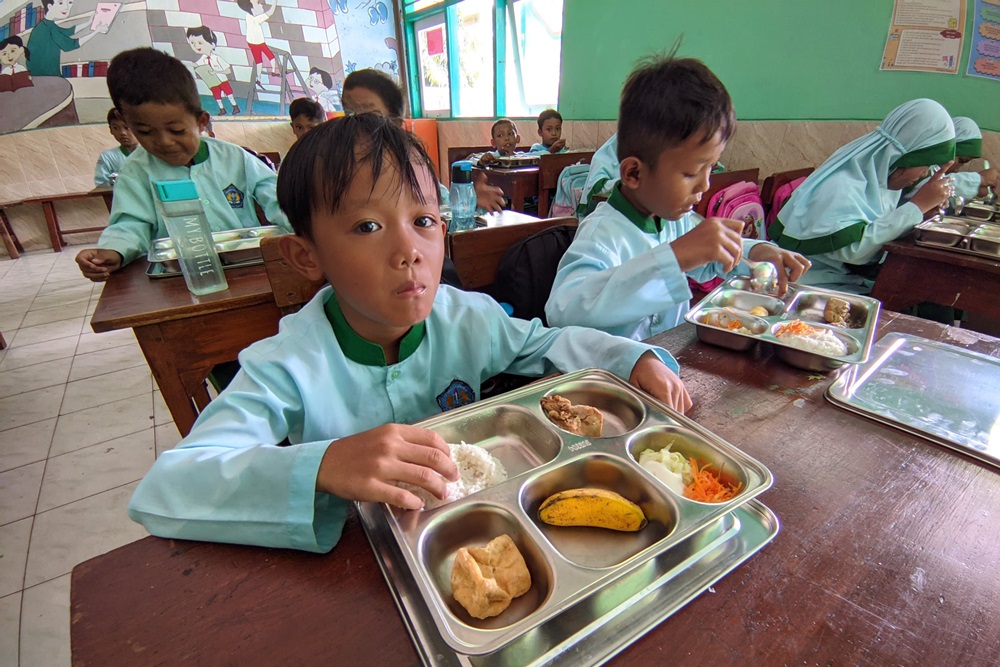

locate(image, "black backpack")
[[493, 224, 577, 325]]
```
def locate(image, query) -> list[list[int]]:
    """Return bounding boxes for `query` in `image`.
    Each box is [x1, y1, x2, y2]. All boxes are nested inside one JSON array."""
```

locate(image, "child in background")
[[577, 133, 618, 216], [948, 117, 997, 199], [186, 26, 241, 115], [126, 114, 691, 552], [476, 119, 521, 166], [75, 48, 290, 282], [529, 109, 567, 154], [289, 97, 326, 140], [94, 107, 137, 187], [546, 53, 809, 341], [771, 98, 955, 293]]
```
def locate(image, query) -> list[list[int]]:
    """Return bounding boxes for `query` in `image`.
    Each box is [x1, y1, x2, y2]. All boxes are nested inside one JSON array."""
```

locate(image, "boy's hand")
[[909, 162, 954, 214], [629, 351, 692, 414], [549, 138, 566, 153], [671, 217, 744, 273], [316, 424, 459, 510], [978, 167, 999, 194], [478, 153, 498, 167], [75, 248, 123, 282], [473, 170, 505, 212], [747, 244, 811, 295]]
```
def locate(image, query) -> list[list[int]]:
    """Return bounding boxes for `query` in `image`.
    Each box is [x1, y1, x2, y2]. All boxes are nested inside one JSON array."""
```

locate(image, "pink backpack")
[[765, 176, 808, 232], [706, 181, 766, 240]]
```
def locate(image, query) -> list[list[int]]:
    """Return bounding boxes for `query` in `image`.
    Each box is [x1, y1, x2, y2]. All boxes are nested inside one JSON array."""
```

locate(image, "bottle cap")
[[451, 160, 474, 184], [153, 179, 200, 202]]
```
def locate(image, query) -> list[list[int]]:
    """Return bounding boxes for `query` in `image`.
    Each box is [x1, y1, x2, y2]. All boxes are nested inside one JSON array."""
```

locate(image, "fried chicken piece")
[[824, 297, 851, 328], [540, 395, 603, 437], [451, 535, 531, 619]]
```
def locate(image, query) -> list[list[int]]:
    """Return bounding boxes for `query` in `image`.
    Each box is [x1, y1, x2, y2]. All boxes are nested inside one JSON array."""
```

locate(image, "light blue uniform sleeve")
[[96, 164, 157, 265], [128, 348, 347, 553], [826, 202, 923, 266], [245, 151, 291, 232], [529, 143, 549, 154], [952, 171, 981, 200], [94, 152, 118, 187]]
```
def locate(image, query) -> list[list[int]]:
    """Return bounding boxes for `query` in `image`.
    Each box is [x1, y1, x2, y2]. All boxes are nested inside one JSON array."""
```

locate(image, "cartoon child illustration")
[[236, 0, 279, 85], [0, 36, 33, 91], [186, 26, 241, 115], [307, 67, 342, 113], [26, 0, 98, 77]]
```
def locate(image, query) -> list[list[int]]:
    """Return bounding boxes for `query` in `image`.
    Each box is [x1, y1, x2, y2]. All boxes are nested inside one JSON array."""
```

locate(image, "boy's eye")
[[414, 215, 437, 229], [356, 220, 381, 234]]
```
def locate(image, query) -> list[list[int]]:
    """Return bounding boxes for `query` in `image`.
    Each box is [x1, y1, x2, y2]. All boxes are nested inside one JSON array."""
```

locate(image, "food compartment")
[[418, 504, 553, 629], [707, 289, 785, 316], [969, 228, 1000, 257], [692, 308, 767, 351], [427, 405, 561, 478], [217, 238, 265, 264], [770, 321, 859, 371], [783, 290, 870, 329], [628, 426, 748, 504], [247, 225, 285, 238], [520, 454, 677, 568], [723, 276, 754, 291], [963, 202, 996, 221], [915, 219, 971, 246], [539, 380, 645, 437]]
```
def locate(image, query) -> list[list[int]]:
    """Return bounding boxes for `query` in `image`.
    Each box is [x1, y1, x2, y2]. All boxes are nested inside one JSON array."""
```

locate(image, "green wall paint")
[[559, 0, 999, 130]]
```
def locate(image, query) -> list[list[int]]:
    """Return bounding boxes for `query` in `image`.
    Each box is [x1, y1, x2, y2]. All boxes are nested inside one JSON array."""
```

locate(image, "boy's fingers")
[[395, 426, 458, 480], [375, 482, 426, 511], [392, 461, 450, 500]]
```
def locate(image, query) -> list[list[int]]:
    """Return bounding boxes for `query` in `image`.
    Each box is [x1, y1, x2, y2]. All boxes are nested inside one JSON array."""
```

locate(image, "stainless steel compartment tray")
[[359, 499, 778, 667], [685, 279, 881, 370], [827, 332, 1000, 470], [361, 369, 774, 656], [914, 218, 1000, 259], [146, 225, 286, 263]]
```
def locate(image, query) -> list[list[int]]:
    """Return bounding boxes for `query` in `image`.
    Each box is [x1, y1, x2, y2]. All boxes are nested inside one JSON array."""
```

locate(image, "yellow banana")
[[537, 488, 647, 532]]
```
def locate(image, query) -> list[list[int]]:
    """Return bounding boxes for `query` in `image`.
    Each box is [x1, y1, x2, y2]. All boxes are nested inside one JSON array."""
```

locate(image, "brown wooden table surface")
[[71, 312, 1000, 665], [872, 234, 1000, 319], [474, 165, 539, 212], [90, 260, 282, 436]]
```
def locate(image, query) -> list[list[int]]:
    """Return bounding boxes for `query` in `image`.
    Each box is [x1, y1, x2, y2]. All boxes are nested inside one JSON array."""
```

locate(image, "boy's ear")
[[278, 235, 326, 282], [196, 110, 212, 134], [619, 156, 644, 191]]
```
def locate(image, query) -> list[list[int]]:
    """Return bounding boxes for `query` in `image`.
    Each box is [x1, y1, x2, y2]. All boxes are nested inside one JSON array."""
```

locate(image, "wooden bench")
[[0, 188, 114, 254]]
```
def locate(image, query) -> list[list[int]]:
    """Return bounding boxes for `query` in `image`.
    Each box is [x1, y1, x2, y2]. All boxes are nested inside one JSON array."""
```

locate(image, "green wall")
[[559, 0, 999, 130]]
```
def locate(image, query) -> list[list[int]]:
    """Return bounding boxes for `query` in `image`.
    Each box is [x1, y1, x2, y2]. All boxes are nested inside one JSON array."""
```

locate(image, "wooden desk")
[[71, 313, 1000, 665], [872, 234, 1000, 318], [90, 261, 282, 436], [474, 165, 539, 212]]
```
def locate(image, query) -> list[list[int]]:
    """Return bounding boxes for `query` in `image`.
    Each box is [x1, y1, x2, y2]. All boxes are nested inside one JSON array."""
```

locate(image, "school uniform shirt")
[[578, 134, 618, 215], [97, 137, 291, 266], [93, 146, 131, 187], [127, 284, 679, 552], [772, 99, 955, 293], [546, 185, 765, 340], [529, 143, 567, 154]]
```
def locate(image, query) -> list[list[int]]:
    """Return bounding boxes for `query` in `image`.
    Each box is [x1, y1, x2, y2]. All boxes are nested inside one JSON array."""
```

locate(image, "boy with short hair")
[[75, 48, 290, 282], [289, 97, 325, 140], [127, 114, 691, 552], [529, 109, 567, 154], [476, 118, 520, 166], [546, 53, 810, 341], [94, 107, 137, 187]]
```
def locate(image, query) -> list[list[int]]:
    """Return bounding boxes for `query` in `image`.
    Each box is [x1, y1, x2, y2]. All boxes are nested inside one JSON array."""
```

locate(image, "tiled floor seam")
[[27, 477, 143, 521]]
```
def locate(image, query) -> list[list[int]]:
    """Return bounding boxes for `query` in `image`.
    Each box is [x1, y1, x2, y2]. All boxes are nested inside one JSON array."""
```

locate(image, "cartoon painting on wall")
[[0, 0, 401, 134]]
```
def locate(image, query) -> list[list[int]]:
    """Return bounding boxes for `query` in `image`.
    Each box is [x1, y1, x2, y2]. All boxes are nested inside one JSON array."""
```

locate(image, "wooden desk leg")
[[0, 209, 22, 259], [42, 201, 63, 252], [510, 180, 525, 212], [134, 325, 200, 436], [102, 192, 114, 212]]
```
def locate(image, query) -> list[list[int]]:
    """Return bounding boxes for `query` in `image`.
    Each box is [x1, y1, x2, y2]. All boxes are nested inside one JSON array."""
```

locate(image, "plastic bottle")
[[153, 179, 229, 296], [449, 160, 477, 232]]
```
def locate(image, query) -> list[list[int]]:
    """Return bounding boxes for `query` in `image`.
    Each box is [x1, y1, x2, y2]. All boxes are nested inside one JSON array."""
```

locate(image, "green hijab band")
[[891, 138, 955, 170], [955, 137, 982, 159]]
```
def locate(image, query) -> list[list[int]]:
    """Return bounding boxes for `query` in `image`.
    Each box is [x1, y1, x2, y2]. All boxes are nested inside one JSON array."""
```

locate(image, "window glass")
[[455, 0, 495, 117], [415, 14, 451, 116], [505, 0, 563, 117]]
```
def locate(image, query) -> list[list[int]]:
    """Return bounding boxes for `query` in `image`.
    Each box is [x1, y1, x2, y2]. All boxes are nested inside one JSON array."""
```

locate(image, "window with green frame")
[[402, 0, 564, 118]]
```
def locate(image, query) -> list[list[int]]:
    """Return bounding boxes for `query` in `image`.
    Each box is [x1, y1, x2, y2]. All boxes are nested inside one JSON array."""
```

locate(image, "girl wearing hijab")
[[941, 117, 996, 199], [771, 98, 956, 293]]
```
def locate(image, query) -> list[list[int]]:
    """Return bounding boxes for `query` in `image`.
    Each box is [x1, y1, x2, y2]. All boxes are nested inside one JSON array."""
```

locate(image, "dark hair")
[[236, 0, 254, 14], [617, 51, 735, 167], [309, 67, 333, 90], [106, 107, 126, 125], [185, 26, 218, 45], [537, 109, 562, 130], [343, 68, 404, 118], [108, 48, 203, 117], [0, 35, 29, 61], [491, 118, 516, 137], [289, 97, 325, 122], [277, 113, 439, 239], [42, 0, 54, 11]]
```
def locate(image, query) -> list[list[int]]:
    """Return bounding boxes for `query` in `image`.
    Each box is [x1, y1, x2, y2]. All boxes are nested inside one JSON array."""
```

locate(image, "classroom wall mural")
[[0, 0, 401, 134]]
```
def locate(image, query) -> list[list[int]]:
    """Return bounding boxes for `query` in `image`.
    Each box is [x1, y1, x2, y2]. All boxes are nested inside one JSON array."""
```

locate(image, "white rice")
[[407, 442, 508, 510], [777, 328, 848, 357]]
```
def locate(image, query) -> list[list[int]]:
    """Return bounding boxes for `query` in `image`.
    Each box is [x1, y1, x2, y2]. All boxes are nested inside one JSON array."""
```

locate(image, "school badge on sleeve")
[[222, 184, 245, 208], [437, 379, 475, 411]]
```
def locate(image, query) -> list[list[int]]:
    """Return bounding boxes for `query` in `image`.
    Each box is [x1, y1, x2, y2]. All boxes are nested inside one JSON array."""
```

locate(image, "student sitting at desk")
[[546, 52, 809, 341], [474, 119, 522, 167], [93, 107, 137, 187], [529, 109, 568, 154], [289, 97, 326, 140], [76, 48, 290, 282], [770, 98, 956, 294], [126, 114, 691, 552], [901, 116, 998, 204]]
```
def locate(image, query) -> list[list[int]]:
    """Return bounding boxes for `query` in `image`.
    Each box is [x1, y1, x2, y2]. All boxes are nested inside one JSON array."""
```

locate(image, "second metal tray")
[[913, 217, 1000, 259]]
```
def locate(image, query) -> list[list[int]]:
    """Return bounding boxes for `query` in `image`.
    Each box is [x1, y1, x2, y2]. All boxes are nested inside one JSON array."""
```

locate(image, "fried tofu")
[[451, 534, 531, 619]]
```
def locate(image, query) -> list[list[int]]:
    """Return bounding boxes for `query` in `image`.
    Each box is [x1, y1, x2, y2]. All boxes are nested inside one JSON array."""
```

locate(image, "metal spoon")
[[744, 260, 778, 294]]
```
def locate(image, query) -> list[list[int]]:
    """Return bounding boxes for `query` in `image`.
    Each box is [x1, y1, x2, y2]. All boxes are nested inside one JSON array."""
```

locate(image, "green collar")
[[323, 292, 426, 366], [608, 185, 662, 234], [190, 139, 210, 166], [118, 145, 135, 157]]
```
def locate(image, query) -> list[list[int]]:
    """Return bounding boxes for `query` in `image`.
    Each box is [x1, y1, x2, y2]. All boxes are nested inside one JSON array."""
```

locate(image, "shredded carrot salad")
[[683, 457, 742, 503], [775, 319, 819, 337]]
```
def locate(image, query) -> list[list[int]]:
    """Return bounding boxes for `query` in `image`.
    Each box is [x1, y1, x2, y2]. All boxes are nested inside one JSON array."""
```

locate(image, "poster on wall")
[[881, 0, 966, 74], [968, 0, 1000, 81]]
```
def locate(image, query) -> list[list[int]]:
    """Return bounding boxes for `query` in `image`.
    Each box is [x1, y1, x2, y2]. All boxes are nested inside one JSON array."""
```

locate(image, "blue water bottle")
[[449, 161, 477, 232], [153, 179, 229, 296]]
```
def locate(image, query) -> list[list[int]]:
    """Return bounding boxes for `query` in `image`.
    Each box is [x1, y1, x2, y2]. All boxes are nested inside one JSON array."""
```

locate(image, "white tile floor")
[[0, 250, 181, 667]]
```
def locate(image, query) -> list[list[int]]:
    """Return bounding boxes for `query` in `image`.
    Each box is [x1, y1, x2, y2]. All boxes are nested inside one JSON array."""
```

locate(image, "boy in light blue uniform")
[[577, 133, 619, 216], [127, 114, 692, 552], [547, 54, 809, 341], [771, 99, 955, 294], [529, 109, 568, 154], [93, 108, 137, 187], [76, 48, 290, 281]]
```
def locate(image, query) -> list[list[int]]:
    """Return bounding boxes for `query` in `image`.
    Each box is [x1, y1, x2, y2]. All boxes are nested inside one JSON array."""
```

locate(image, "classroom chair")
[[260, 236, 326, 315], [694, 168, 760, 218], [0, 208, 24, 259], [537, 151, 595, 218], [760, 167, 815, 213]]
